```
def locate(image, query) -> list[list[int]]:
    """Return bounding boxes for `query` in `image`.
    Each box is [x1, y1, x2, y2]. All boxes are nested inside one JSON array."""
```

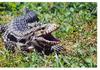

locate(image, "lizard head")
[[32, 23, 60, 45], [25, 23, 61, 53]]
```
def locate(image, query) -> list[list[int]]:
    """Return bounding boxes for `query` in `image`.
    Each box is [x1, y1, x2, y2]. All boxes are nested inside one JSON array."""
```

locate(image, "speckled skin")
[[0, 8, 63, 55]]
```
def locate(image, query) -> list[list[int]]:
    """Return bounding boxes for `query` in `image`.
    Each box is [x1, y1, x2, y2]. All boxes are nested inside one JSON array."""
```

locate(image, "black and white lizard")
[[0, 8, 63, 55]]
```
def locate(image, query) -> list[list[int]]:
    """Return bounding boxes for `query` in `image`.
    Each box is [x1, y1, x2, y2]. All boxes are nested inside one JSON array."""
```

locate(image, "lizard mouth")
[[34, 23, 60, 44], [42, 33, 60, 44], [40, 24, 60, 44]]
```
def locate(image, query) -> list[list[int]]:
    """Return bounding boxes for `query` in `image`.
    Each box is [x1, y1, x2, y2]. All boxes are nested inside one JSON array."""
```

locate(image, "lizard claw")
[[51, 45, 64, 53]]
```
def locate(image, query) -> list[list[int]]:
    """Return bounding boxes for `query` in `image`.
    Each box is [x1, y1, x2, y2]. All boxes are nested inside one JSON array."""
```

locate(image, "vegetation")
[[0, 2, 97, 67]]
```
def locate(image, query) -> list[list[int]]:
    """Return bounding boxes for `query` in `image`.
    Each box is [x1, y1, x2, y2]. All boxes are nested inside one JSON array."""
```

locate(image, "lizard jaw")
[[38, 24, 60, 44], [41, 33, 60, 44]]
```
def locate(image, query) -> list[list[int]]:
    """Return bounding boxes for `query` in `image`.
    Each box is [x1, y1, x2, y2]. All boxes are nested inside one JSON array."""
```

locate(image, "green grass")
[[0, 2, 97, 67]]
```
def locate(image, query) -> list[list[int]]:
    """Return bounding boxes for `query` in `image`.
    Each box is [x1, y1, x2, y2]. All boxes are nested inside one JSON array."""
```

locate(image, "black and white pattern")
[[0, 8, 64, 55]]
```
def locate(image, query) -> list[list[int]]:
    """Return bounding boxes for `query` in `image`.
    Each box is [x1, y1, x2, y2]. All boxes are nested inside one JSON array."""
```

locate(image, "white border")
[[0, 68, 98, 70], [0, 0, 98, 2], [0, 0, 99, 70], [96, 1, 99, 70]]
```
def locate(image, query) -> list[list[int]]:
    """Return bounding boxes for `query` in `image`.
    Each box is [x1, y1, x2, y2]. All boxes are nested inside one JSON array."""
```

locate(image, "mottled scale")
[[12, 19, 28, 31], [12, 11, 38, 32]]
